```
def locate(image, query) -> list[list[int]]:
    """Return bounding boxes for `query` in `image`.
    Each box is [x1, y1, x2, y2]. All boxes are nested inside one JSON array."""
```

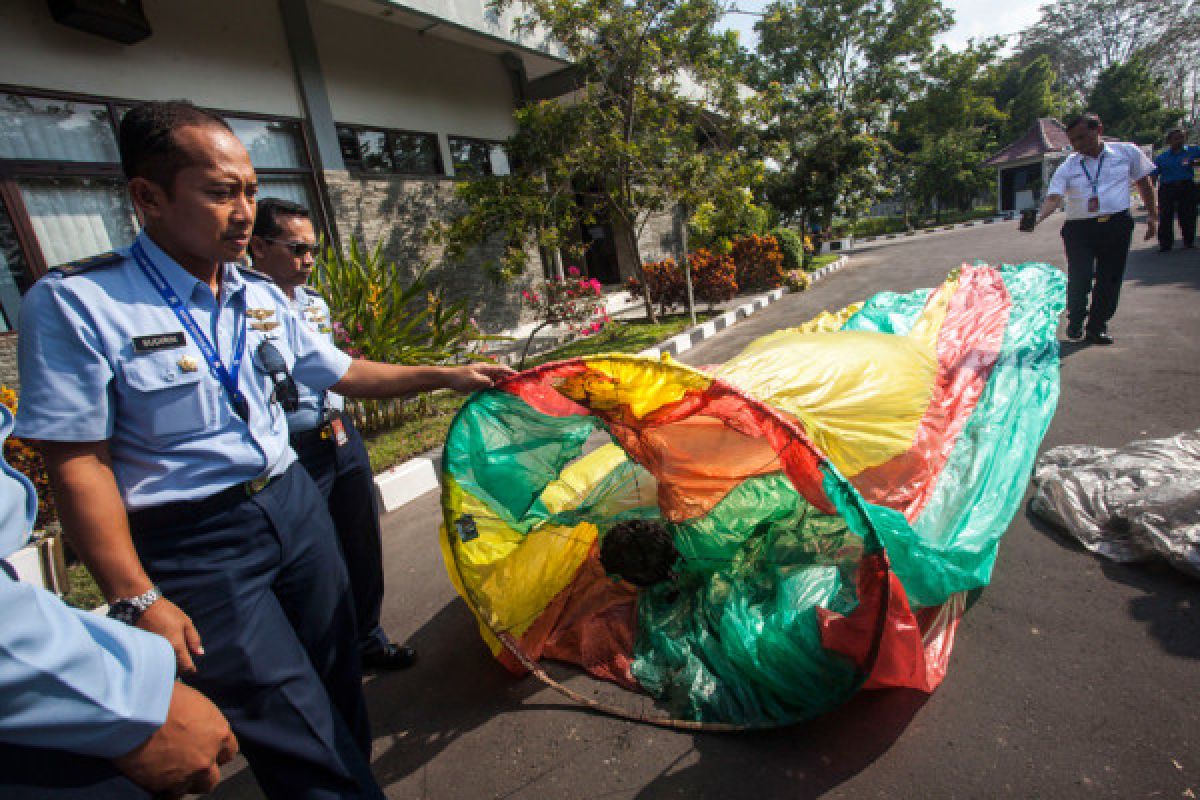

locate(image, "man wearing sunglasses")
[[13, 101, 512, 799], [250, 198, 415, 673]]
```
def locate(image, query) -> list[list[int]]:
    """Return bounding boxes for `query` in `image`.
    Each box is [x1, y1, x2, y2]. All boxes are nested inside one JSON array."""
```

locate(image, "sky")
[[719, 0, 1047, 53]]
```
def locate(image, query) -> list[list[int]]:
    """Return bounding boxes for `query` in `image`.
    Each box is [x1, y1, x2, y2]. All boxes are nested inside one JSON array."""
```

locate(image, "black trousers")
[[1061, 212, 1135, 333], [291, 414, 390, 656], [0, 744, 150, 799], [130, 463, 384, 800], [1158, 181, 1197, 249]]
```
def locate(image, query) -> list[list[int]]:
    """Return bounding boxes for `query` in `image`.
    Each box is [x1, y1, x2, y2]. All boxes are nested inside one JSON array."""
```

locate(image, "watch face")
[[108, 602, 136, 625]]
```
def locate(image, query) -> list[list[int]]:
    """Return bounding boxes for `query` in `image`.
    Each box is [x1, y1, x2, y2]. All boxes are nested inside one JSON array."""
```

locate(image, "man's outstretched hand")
[[446, 363, 517, 393]]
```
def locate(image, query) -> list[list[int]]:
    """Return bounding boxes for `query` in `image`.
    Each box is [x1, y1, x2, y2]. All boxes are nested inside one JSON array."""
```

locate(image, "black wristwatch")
[[106, 585, 161, 626]]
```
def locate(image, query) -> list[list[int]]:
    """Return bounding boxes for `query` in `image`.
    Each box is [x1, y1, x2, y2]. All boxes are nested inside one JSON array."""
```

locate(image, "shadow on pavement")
[[1025, 504, 1200, 662], [633, 688, 928, 799]]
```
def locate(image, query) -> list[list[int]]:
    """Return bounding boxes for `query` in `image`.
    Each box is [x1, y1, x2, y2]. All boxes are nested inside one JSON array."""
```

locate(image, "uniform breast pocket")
[[120, 353, 216, 438]]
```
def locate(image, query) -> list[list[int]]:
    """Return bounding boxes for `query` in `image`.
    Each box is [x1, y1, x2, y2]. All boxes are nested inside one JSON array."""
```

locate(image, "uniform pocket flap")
[[121, 353, 205, 392]]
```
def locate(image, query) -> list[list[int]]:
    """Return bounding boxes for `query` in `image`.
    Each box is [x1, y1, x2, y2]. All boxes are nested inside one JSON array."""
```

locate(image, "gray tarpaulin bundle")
[[1031, 430, 1200, 579]]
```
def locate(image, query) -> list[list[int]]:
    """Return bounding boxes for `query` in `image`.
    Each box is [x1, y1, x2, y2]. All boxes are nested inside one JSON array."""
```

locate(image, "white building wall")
[[0, 0, 303, 117], [309, 0, 517, 139]]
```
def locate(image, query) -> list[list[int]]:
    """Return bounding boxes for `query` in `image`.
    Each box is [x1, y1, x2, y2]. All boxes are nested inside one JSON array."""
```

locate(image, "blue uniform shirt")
[[14, 232, 353, 510], [0, 404, 176, 757], [284, 287, 345, 433], [1153, 145, 1200, 185]]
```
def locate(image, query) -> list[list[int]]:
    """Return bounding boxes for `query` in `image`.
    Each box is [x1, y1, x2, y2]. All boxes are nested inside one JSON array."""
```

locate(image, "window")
[[336, 125, 442, 176], [0, 89, 320, 287], [448, 136, 510, 178]]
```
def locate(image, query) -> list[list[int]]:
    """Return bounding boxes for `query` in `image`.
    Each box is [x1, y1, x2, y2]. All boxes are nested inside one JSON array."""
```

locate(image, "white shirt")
[[1047, 142, 1155, 220]]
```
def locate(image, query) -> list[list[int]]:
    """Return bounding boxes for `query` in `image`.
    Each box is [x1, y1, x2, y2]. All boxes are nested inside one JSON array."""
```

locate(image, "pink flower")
[[567, 266, 580, 277]]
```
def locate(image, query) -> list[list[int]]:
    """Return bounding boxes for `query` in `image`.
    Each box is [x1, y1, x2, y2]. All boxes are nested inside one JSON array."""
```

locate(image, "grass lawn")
[[363, 311, 713, 472], [64, 562, 105, 610], [808, 253, 840, 270]]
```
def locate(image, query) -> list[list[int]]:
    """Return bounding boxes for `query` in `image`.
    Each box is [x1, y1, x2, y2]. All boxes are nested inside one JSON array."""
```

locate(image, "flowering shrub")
[[783, 269, 811, 292], [522, 266, 609, 335], [0, 386, 57, 527], [628, 250, 738, 312], [729, 235, 785, 292]]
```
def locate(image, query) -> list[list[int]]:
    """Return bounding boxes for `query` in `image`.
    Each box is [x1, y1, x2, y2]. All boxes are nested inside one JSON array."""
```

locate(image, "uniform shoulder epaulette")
[[237, 264, 274, 282], [300, 286, 323, 298], [52, 251, 122, 276]]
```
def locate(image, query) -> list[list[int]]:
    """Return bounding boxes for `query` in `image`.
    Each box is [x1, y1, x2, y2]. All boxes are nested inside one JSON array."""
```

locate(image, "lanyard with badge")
[[1080, 150, 1105, 213], [131, 241, 251, 422]]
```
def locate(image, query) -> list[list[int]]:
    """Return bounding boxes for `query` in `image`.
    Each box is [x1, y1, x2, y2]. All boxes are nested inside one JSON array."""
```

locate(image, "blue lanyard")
[[131, 242, 250, 421], [1080, 150, 1105, 196]]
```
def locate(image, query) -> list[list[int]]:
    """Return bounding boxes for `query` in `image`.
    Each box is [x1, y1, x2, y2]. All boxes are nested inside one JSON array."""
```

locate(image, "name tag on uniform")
[[133, 332, 186, 353], [1088, 196, 1100, 213]]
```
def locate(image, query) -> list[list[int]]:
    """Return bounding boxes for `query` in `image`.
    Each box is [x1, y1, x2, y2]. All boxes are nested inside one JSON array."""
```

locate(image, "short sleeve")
[[1125, 144, 1155, 181], [1047, 160, 1069, 197], [14, 280, 115, 442], [286, 301, 352, 392]]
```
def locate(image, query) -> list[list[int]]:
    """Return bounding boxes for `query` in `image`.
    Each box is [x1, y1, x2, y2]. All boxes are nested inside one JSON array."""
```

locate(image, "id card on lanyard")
[[131, 242, 251, 421], [1081, 150, 1105, 213]]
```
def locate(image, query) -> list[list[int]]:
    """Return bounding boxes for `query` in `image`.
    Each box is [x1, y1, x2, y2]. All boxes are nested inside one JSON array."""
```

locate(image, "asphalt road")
[[215, 217, 1200, 800]]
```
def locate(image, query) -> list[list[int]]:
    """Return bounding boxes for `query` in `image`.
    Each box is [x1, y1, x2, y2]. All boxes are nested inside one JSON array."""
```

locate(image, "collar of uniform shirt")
[[137, 232, 247, 307]]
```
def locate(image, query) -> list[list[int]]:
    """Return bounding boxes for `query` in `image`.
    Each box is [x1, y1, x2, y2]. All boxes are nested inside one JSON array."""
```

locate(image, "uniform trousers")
[[291, 414, 389, 657], [0, 743, 150, 798], [1060, 212, 1135, 334], [129, 462, 384, 800], [1158, 181, 1197, 249]]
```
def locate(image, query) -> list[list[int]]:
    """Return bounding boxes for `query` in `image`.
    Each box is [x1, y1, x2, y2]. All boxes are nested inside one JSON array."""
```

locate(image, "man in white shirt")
[[1024, 113, 1158, 345]]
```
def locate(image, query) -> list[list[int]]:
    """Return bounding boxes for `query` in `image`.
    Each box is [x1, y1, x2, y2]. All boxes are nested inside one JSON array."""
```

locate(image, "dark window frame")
[[0, 83, 325, 284], [447, 134, 509, 179], [335, 123, 445, 178]]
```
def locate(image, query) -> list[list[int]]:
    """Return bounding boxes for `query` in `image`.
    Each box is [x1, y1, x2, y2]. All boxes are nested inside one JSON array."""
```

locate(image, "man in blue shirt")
[[1153, 128, 1199, 251], [15, 101, 512, 799], [249, 198, 414, 672], [0, 404, 239, 798]]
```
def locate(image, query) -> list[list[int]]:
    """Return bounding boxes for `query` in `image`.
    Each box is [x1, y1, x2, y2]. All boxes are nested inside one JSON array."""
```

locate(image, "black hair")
[[118, 101, 233, 190], [1167, 127, 1186, 138], [1065, 112, 1101, 131], [253, 197, 312, 238]]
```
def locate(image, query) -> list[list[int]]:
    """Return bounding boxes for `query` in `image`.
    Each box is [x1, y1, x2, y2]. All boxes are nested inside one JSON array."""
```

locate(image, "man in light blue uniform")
[[250, 198, 413, 672], [0, 404, 238, 798], [15, 101, 512, 799], [1153, 128, 1200, 251]]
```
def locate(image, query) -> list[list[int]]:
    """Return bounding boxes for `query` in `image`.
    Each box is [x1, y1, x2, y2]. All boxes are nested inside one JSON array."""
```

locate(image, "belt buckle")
[[1096, 214, 1111, 223], [245, 476, 271, 496]]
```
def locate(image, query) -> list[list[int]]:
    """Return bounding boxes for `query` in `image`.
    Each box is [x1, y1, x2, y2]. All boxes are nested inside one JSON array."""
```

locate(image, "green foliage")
[[771, 227, 808, 271], [434, 0, 764, 324], [1002, 56, 1059, 143], [312, 238, 494, 365], [754, 0, 952, 229], [688, 190, 773, 253], [1087, 58, 1183, 143]]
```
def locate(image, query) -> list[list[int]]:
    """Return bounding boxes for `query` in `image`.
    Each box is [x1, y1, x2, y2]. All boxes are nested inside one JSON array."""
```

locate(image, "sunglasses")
[[263, 238, 320, 257], [255, 339, 300, 412]]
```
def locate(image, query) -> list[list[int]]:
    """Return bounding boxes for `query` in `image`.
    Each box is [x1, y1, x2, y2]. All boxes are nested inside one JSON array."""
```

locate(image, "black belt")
[[1067, 210, 1130, 224], [128, 472, 281, 531], [289, 410, 343, 450], [1161, 181, 1194, 187]]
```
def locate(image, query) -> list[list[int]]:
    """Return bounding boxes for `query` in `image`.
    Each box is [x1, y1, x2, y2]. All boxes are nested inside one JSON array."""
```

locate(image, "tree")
[[1087, 57, 1184, 143], [754, 0, 952, 230], [436, 0, 760, 324], [889, 42, 1006, 218], [1000, 55, 1059, 143]]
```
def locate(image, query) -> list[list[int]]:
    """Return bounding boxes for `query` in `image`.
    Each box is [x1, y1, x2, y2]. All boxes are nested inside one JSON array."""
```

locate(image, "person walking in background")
[[1023, 112, 1157, 345], [250, 198, 415, 672], [1153, 128, 1200, 252]]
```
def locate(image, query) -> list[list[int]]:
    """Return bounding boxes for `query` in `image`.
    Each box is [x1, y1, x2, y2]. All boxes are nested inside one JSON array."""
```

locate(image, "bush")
[[687, 249, 738, 308], [850, 216, 909, 237], [628, 249, 739, 312], [783, 269, 811, 292], [0, 386, 57, 528], [314, 238, 488, 365], [772, 228, 807, 272], [729, 234, 785, 292], [522, 266, 609, 336]]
